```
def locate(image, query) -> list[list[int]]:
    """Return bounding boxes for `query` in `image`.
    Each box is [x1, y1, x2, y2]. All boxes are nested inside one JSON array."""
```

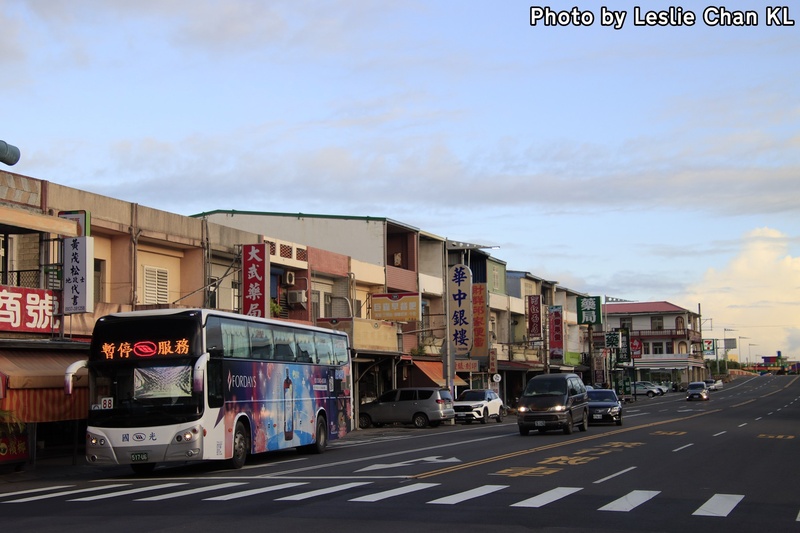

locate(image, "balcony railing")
[[1, 269, 43, 288], [593, 328, 702, 343]]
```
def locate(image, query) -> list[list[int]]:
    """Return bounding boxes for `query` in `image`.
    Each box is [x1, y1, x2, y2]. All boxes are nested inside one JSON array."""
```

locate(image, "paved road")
[[2, 374, 798, 533]]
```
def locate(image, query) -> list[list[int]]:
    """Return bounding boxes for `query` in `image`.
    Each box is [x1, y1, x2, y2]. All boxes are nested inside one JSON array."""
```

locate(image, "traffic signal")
[[0, 140, 21, 166]]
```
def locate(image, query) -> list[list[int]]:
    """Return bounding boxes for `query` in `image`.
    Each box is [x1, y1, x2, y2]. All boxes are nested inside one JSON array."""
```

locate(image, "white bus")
[[66, 308, 353, 474]]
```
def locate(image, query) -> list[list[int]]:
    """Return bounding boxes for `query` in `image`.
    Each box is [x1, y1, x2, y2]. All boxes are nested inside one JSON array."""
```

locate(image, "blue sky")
[[2, 1, 798, 360]]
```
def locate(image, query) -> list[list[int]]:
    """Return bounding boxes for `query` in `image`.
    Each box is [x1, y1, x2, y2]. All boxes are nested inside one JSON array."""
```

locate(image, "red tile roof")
[[602, 301, 694, 314]]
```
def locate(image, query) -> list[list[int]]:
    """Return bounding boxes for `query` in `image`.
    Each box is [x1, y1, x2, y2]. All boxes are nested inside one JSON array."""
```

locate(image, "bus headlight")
[[175, 427, 200, 443]]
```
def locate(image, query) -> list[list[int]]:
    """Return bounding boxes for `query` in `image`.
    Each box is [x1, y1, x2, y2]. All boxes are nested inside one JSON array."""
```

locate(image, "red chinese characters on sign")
[[549, 305, 563, 361], [371, 292, 421, 322], [527, 295, 542, 340], [472, 283, 488, 357], [0, 286, 61, 333], [242, 243, 269, 317], [630, 338, 643, 359]]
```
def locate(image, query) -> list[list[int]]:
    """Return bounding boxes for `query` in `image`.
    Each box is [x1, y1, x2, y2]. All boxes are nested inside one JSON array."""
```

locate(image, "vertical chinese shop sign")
[[527, 295, 542, 340], [242, 243, 270, 317], [63, 236, 94, 314], [447, 264, 473, 356], [549, 305, 563, 363]]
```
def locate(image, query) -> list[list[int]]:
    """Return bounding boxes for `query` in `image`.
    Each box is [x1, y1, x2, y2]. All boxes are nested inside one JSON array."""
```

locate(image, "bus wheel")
[[229, 421, 249, 469], [304, 416, 328, 455], [130, 463, 156, 476]]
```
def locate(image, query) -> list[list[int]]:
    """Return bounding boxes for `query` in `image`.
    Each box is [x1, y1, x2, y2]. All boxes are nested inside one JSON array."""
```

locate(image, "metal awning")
[[0, 351, 88, 390], [413, 361, 468, 387], [0, 350, 89, 422], [497, 360, 544, 372]]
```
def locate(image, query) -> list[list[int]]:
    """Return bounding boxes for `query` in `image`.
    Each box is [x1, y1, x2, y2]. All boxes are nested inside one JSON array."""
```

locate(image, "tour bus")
[[65, 308, 353, 474]]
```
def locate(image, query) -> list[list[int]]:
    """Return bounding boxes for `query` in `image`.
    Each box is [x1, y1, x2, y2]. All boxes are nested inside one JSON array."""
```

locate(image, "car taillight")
[[436, 399, 446, 405]]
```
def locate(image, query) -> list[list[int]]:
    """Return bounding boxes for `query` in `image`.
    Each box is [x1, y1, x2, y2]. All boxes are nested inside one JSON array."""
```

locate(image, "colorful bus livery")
[[67, 308, 353, 473]]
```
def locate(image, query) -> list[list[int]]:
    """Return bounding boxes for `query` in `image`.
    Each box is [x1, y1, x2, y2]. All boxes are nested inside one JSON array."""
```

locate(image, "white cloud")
[[677, 227, 800, 360]]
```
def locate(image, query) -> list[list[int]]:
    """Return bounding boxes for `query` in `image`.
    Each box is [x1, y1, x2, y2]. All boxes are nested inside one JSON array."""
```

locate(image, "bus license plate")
[[131, 452, 148, 462]]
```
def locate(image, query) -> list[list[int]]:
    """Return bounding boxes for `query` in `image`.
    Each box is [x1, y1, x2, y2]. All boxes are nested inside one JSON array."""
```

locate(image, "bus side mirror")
[[193, 353, 209, 394], [65, 360, 88, 395]]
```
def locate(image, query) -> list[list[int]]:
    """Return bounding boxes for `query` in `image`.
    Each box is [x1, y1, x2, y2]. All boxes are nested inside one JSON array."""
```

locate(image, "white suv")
[[453, 389, 505, 424]]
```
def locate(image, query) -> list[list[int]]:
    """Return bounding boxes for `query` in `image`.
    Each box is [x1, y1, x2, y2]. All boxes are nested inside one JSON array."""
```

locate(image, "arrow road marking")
[[356, 456, 460, 472]]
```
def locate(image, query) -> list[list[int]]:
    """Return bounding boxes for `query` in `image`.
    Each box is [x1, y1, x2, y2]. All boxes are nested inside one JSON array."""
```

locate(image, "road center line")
[[594, 466, 637, 484], [673, 443, 694, 452]]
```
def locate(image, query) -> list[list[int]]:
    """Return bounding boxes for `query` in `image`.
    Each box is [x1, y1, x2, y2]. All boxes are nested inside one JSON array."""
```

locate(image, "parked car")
[[686, 381, 710, 401], [587, 389, 623, 426], [359, 387, 455, 428], [453, 389, 505, 424], [635, 381, 667, 395], [632, 382, 660, 397], [517, 373, 589, 435]]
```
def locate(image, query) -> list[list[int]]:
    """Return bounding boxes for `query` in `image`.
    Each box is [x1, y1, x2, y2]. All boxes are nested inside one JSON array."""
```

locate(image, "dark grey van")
[[359, 387, 455, 429], [517, 373, 589, 435]]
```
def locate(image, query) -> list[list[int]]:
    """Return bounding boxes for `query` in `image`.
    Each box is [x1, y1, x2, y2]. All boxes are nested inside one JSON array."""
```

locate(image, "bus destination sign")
[[99, 338, 191, 360]]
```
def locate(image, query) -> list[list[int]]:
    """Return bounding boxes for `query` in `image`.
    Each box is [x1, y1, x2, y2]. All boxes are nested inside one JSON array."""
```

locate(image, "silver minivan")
[[358, 388, 455, 428]]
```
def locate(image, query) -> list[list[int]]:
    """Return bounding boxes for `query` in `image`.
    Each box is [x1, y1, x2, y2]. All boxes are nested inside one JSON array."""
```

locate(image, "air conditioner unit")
[[285, 271, 295, 286], [288, 290, 307, 308]]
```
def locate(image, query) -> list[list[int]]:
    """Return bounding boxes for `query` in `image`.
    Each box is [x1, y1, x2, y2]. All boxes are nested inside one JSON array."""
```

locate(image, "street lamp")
[[738, 336, 749, 366], [748, 343, 758, 367], [0, 140, 21, 166], [721, 328, 736, 374]]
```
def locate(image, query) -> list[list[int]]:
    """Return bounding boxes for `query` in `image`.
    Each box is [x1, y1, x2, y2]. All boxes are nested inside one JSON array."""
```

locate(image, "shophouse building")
[[597, 301, 706, 387]]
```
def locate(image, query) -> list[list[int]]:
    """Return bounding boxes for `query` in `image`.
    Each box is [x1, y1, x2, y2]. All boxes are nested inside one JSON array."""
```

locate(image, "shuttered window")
[[143, 266, 169, 304]]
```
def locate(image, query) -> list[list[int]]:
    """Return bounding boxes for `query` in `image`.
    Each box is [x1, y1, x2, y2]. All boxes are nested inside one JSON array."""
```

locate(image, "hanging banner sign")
[[527, 295, 542, 340], [447, 264, 473, 356], [242, 243, 270, 317], [577, 296, 602, 325], [63, 236, 94, 314], [549, 305, 563, 362]]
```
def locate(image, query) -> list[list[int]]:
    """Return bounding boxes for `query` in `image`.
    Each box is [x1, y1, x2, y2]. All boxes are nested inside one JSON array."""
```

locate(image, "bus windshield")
[[87, 312, 205, 427]]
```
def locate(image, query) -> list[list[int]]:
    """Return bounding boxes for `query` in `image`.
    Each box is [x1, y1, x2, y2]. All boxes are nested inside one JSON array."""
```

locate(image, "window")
[[273, 326, 297, 361], [295, 331, 316, 363], [398, 389, 416, 401], [94, 258, 105, 304], [208, 276, 219, 308], [666, 341, 674, 354], [652, 342, 664, 355], [311, 290, 321, 321], [620, 317, 632, 331], [651, 316, 664, 330], [315, 333, 333, 365], [143, 266, 169, 304], [249, 322, 273, 360]]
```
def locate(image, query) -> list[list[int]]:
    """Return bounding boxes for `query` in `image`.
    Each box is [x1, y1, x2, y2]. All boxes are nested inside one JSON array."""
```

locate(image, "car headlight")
[[609, 407, 620, 414], [517, 406, 528, 413], [549, 405, 566, 412]]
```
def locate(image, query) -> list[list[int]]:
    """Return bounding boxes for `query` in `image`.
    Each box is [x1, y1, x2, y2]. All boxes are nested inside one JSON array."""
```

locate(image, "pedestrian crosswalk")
[[0, 480, 776, 521]]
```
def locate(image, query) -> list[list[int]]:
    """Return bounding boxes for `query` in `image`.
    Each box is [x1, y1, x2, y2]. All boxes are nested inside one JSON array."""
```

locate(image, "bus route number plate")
[[131, 452, 148, 462]]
